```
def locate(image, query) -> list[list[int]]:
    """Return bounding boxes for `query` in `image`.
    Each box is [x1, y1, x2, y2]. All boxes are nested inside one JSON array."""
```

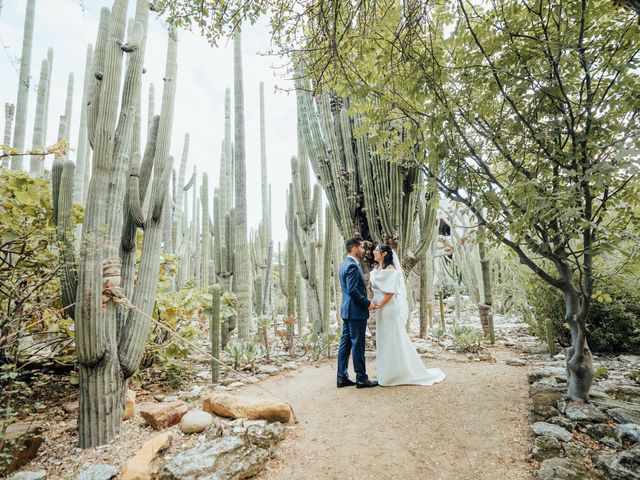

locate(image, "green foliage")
[[594, 367, 609, 380], [300, 329, 340, 361], [448, 326, 484, 353], [525, 253, 640, 354], [431, 326, 446, 341], [224, 340, 266, 371]]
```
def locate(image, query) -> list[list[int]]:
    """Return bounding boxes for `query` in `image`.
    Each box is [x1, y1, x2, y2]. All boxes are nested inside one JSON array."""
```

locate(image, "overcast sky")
[[0, 0, 298, 245]]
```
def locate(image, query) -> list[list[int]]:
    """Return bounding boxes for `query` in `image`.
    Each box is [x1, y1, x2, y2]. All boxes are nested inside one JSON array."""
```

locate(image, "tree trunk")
[[562, 286, 594, 402]]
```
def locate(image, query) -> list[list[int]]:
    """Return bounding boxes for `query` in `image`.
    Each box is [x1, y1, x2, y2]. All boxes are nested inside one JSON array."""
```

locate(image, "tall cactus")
[[63, 73, 74, 160], [11, 0, 35, 171], [290, 154, 323, 333], [200, 173, 210, 288], [42, 48, 53, 145], [233, 29, 251, 340], [29, 58, 48, 176], [259, 82, 272, 315], [296, 82, 435, 274], [322, 205, 333, 333], [2, 103, 15, 169], [284, 186, 297, 334], [210, 284, 221, 383], [72, 0, 174, 447], [74, 45, 93, 205]]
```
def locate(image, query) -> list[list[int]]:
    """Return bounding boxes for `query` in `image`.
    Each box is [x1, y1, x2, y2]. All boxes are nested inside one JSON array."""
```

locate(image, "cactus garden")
[[1, 1, 640, 479]]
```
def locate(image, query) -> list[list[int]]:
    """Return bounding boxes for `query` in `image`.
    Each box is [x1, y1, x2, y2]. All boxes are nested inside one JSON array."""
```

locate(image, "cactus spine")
[[233, 29, 251, 340], [11, 0, 35, 170], [210, 284, 221, 383], [29, 58, 48, 176]]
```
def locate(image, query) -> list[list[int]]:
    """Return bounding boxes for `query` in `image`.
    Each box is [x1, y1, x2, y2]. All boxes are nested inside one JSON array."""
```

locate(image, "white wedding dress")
[[371, 266, 446, 387]]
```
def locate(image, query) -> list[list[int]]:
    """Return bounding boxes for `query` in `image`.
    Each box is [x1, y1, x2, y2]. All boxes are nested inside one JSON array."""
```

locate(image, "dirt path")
[[241, 347, 533, 480]]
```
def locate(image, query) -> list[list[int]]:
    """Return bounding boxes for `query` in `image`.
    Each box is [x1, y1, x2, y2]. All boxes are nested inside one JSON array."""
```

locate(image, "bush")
[[525, 267, 640, 354]]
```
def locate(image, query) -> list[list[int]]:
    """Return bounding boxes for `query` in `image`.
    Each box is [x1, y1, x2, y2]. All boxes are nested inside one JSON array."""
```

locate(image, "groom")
[[337, 236, 378, 389]]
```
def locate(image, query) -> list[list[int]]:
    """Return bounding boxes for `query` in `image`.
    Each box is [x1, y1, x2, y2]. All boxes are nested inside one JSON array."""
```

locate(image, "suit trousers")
[[337, 318, 368, 384]]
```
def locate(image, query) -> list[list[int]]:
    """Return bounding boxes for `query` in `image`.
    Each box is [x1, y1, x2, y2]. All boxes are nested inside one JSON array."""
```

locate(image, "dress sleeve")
[[374, 269, 401, 295]]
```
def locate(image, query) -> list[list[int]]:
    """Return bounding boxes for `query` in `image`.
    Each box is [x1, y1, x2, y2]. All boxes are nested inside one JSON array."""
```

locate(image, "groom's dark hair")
[[345, 236, 363, 253]]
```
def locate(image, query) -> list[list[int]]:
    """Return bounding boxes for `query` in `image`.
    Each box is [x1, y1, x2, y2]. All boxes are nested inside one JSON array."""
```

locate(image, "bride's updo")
[[377, 243, 394, 269]]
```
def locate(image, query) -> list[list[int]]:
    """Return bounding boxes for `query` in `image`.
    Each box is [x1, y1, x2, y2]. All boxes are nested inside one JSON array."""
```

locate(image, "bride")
[[370, 243, 446, 387]]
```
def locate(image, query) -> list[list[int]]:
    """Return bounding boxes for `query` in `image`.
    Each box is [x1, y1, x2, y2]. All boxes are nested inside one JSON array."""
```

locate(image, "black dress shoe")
[[356, 380, 379, 389], [337, 379, 356, 388]]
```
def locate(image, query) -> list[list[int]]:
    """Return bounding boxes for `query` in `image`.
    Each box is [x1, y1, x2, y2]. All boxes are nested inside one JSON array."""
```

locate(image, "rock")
[[548, 416, 576, 432], [257, 365, 280, 376], [531, 404, 561, 422], [123, 389, 136, 421], [154, 394, 166, 402], [202, 392, 293, 423], [76, 464, 118, 480], [159, 435, 269, 480], [2, 422, 44, 474], [139, 400, 188, 430], [245, 421, 286, 449], [8, 472, 47, 480], [62, 400, 79, 414], [119, 432, 173, 480], [608, 407, 640, 425], [528, 368, 553, 384], [178, 386, 203, 400], [532, 422, 573, 442], [564, 403, 608, 423], [583, 423, 623, 448], [506, 358, 526, 367], [179, 411, 213, 434], [593, 447, 640, 480], [617, 385, 640, 403], [619, 423, 640, 443], [538, 457, 605, 480], [591, 397, 640, 413], [532, 435, 564, 461], [562, 441, 590, 460]]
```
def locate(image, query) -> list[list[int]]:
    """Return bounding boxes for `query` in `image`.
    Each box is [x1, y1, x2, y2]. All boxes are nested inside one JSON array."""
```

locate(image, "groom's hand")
[[368, 303, 378, 311]]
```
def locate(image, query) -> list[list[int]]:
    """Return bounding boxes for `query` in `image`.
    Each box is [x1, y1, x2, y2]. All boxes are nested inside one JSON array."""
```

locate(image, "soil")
[[12, 346, 534, 479], [245, 347, 534, 480]]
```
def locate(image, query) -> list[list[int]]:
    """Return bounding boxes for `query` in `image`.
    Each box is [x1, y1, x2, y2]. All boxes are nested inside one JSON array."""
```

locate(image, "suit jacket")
[[339, 256, 370, 320]]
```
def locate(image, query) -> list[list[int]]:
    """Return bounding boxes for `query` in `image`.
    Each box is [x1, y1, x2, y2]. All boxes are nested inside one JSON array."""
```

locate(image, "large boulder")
[[139, 400, 188, 430], [532, 422, 573, 442], [8, 472, 47, 480], [593, 447, 640, 480], [159, 435, 269, 480], [616, 385, 640, 403], [538, 457, 605, 480], [1, 422, 44, 474], [119, 432, 173, 480], [202, 392, 292, 423]]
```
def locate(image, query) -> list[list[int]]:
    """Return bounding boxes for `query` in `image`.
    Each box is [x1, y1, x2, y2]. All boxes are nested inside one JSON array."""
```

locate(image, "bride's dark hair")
[[377, 243, 394, 269]]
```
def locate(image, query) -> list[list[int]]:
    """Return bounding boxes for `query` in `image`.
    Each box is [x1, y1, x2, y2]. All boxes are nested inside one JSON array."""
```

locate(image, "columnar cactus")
[[296, 82, 435, 274], [74, 45, 93, 205], [11, 0, 35, 171], [233, 29, 251, 340], [2, 103, 15, 170], [290, 154, 323, 333], [259, 82, 272, 315], [200, 173, 210, 288], [43, 48, 53, 145], [63, 73, 74, 159], [29, 58, 49, 176], [477, 223, 495, 344], [210, 284, 221, 383], [173, 133, 189, 257], [284, 186, 297, 333], [322, 205, 333, 333], [73, 0, 174, 448]]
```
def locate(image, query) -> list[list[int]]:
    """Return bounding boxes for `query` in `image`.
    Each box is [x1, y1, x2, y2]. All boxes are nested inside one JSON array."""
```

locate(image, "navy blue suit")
[[337, 256, 371, 384]]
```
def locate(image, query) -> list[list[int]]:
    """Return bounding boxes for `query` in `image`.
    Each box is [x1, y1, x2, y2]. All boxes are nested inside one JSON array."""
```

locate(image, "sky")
[[0, 0, 298, 245]]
